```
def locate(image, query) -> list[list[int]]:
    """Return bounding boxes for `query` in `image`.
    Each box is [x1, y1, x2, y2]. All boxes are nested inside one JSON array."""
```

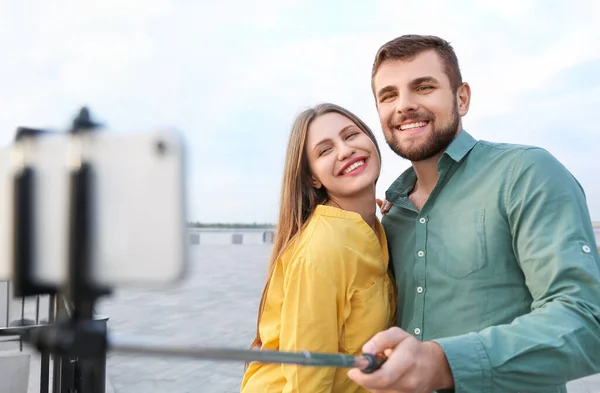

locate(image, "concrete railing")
[[0, 281, 51, 393], [188, 229, 275, 246]]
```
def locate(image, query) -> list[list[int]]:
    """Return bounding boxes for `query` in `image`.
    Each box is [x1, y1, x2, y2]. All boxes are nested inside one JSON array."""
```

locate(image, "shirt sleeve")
[[434, 147, 600, 392], [279, 255, 340, 393]]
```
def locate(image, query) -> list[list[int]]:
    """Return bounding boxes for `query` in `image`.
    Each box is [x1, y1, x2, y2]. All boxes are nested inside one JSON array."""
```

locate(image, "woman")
[[240, 103, 396, 393]]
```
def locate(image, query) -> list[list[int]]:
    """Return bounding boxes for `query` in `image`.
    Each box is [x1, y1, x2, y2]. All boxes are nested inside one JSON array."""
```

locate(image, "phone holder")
[[12, 107, 111, 393]]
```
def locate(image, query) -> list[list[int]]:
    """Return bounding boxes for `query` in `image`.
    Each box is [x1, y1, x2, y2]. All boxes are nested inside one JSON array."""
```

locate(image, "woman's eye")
[[319, 147, 331, 156]]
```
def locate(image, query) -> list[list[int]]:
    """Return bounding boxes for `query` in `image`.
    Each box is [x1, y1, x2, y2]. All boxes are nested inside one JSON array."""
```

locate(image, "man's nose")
[[395, 92, 418, 114]]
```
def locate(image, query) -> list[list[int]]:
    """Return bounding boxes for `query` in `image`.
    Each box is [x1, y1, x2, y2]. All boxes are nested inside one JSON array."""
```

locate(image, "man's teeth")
[[399, 121, 427, 130], [343, 160, 365, 174]]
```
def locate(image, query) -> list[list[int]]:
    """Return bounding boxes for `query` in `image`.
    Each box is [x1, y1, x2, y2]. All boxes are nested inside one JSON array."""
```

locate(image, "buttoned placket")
[[413, 214, 427, 339], [409, 155, 460, 340]]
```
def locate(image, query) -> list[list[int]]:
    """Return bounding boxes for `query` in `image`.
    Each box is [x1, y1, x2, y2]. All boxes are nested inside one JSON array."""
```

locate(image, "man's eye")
[[380, 93, 395, 102]]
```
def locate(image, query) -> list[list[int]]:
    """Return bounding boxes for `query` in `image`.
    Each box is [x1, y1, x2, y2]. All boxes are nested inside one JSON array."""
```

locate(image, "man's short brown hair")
[[371, 34, 463, 92]]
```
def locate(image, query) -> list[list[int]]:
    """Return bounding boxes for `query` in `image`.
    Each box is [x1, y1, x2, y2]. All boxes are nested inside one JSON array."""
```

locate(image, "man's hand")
[[347, 327, 454, 393], [377, 198, 392, 215]]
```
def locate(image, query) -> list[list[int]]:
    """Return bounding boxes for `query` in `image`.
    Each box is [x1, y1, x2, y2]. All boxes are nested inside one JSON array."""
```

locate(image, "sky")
[[0, 0, 598, 224]]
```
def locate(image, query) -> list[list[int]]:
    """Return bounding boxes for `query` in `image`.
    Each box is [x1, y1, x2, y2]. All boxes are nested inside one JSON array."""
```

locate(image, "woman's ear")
[[312, 176, 322, 189]]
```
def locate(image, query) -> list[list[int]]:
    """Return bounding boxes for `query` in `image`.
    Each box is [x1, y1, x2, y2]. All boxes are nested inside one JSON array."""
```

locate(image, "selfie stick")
[[10, 108, 386, 393], [108, 333, 387, 371]]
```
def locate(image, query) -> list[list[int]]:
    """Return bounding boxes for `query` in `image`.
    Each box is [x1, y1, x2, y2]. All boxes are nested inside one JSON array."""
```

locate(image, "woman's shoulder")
[[301, 206, 362, 245], [282, 206, 370, 268]]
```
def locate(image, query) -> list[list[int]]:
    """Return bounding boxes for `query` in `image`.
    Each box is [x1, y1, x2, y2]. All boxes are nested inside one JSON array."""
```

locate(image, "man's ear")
[[312, 176, 322, 189], [456, 82, 471, 117]]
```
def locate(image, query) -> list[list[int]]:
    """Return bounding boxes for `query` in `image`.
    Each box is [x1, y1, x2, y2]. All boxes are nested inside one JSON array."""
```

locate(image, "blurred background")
[[0, 0, 599, 392]]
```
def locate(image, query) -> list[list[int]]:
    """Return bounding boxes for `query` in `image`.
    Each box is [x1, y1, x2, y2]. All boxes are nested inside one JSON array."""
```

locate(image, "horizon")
[[190, 220, 600, 228]]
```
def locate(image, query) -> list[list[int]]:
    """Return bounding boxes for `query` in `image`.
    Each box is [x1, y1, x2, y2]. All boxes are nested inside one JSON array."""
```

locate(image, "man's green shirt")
[[382, 130, 600, 392]]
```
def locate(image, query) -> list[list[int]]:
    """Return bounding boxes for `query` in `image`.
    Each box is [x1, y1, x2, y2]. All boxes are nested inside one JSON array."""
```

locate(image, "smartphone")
[[0, 128, 188, 290]]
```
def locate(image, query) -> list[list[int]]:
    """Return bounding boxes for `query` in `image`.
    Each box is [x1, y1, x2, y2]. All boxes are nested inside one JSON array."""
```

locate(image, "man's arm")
[[279, 256, 339, 393], [434, 147, 600, 391]]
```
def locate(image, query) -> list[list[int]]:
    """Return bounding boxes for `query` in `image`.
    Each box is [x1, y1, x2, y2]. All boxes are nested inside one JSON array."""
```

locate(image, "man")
[[347, 34, 600, 392]]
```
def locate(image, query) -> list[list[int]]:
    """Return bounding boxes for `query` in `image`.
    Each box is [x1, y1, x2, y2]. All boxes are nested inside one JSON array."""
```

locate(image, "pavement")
[[2, 243, 600, 392], [97, 244, 270, 393]]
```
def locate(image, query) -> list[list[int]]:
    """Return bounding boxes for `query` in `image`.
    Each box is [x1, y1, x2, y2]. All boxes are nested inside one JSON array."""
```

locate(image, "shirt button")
[[582, 245, 591, 253], [417, 286, 423, 293], [419, 217, 426, 224], [414, 328, 421, 335], [417, 251, 425, 257]]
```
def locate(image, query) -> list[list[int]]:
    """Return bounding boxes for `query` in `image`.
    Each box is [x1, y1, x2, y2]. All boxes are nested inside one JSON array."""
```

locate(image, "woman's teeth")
[[343, 160, 364, 174]]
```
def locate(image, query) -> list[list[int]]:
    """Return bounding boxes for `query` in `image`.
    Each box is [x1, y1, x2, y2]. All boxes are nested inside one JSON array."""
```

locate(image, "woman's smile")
[[338, 156, 369, 176]]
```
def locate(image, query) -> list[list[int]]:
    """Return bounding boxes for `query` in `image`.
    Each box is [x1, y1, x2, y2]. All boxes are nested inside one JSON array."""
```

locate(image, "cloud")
[[0, 0, 598, 222]]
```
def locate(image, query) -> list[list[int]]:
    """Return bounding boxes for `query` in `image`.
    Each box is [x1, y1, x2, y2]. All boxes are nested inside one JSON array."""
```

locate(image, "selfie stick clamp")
[[12, 107, 111, 393]]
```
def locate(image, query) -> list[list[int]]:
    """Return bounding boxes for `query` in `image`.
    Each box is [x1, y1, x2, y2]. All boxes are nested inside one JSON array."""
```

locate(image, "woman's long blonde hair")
[[250, 103, 382, 350]]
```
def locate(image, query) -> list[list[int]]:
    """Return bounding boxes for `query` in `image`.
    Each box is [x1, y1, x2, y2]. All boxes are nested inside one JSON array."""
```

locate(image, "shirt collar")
[[384, 129, 478, 202], [444, 129, 477, 163]]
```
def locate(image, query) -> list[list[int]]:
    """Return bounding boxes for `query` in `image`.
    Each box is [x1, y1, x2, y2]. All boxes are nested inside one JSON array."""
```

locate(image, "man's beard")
[[385, 103, 460, 162]]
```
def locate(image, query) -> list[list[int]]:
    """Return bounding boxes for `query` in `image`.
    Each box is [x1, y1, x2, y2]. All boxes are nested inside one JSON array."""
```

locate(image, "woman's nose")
[[337, 143, 355, 161]]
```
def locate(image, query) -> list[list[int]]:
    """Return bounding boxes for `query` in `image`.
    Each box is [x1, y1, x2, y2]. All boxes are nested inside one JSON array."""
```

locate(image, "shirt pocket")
[[342, 281, 389, 354], [434, 209, 487, 279], [351, 281, 379, 302]]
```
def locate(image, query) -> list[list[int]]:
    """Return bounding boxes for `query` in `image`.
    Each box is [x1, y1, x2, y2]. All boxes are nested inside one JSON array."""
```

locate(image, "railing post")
[[232, 234, 243, 244], [39, 294, 54, 393], [263, 230, 275, 244]]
